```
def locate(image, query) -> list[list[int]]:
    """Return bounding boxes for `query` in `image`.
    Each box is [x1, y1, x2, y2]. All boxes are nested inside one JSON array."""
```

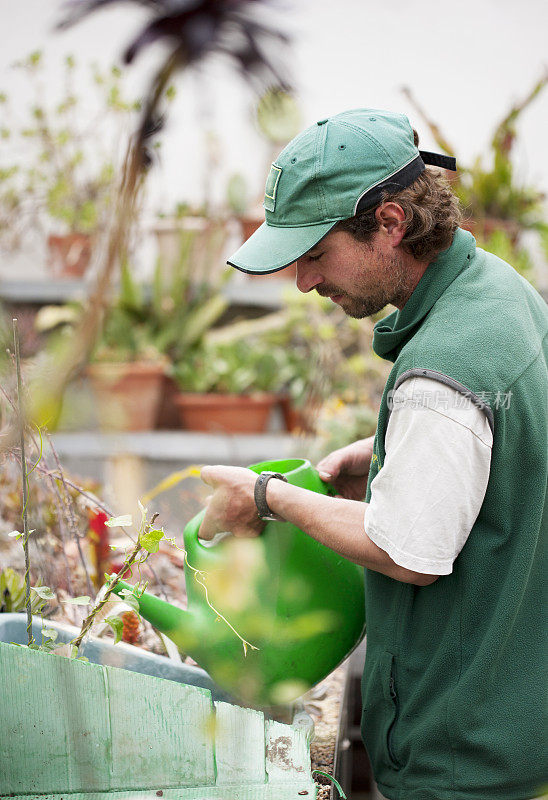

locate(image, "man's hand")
[[198, 465, 265, 541], [316, 436, 375, 500]]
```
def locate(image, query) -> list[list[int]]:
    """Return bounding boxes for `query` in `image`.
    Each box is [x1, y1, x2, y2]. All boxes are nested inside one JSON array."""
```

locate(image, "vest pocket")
[[382, 652, 402, 770], [361, 650, 403, 774]]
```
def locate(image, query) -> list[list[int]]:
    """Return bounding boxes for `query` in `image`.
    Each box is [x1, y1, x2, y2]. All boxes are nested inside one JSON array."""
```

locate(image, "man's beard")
[[319, 249, 411, 319]]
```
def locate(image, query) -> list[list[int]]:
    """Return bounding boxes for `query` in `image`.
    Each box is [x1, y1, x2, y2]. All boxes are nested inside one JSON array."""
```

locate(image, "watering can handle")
[[184, 459, 337, 568], [183, 508, 221, 571], [183, 463, 269, 568]]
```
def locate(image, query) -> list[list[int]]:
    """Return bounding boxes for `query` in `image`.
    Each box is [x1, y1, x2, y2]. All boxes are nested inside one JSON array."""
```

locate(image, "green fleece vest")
[[361, 229, 548, 800]]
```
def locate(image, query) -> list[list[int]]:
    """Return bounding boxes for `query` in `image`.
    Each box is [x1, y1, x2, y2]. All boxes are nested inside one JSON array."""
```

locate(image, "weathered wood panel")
[[215, 702, 266, 785], [0, 642, 316, 798]]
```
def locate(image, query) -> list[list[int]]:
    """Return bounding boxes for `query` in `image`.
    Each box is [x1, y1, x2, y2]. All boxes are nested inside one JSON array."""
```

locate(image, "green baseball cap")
[[227, 108, 456, 274]]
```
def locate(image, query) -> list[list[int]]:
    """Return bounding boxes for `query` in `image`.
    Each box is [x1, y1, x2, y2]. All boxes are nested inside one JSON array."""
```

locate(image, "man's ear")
[[375, 203, 406, 245]]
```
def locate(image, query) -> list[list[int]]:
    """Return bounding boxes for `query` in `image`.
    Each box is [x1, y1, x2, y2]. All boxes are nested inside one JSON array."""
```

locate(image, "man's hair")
[[335, 131, 462, 262]]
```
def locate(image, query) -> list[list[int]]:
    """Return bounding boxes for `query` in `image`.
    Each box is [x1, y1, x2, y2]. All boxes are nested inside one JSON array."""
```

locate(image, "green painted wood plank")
[[0, 642, 316, 799], [4, 787, 317, 800], [106, 666, 215, 789], [264, 720, 311, 785], [0, 642, 111, 795], [214, 702, 266, 785]]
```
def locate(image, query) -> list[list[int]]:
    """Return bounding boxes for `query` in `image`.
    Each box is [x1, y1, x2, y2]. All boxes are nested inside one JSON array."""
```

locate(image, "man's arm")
[[199, 465, 438, 586], [265, 478, 439, 586]]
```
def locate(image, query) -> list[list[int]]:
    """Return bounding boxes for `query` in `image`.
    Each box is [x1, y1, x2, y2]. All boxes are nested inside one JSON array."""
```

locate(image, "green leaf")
[[106, 514, 132, 528], [105, 615, 124, 644], [118, 589, 140, 613], [139, 528, 164, 554], [31, 585, 55, 600], [63, 595, 91, 606]]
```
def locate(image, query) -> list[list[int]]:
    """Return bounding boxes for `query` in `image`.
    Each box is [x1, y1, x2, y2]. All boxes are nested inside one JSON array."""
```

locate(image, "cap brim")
[[227, 220, 338, 274]]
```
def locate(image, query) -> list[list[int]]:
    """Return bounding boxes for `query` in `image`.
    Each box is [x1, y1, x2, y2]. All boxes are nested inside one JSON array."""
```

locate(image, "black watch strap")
[[254, 471, 288, 521]]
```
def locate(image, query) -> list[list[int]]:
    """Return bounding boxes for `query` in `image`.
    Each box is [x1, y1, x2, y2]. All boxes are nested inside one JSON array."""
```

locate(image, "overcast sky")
[[1, 0, 547, 228]]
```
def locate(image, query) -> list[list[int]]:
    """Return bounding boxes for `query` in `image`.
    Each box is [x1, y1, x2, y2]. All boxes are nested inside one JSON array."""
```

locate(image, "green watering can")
[[113, 458, 366, 706]]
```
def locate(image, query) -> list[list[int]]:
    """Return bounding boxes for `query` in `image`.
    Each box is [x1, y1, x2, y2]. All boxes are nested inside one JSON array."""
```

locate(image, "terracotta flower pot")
[[278, 394, 315, 434], [174, 392, 278, 433], [87, 361, 165, 431], [155, 373, 183, 429], [48, 233, 93, 278]]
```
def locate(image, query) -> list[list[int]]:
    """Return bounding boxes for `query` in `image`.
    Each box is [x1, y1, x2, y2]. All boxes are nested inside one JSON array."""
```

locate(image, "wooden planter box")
[[0, 639, 316, 799]]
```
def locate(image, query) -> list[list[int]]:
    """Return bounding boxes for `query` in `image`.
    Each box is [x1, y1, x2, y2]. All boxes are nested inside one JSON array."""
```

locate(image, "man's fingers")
[[200, 465, 224, 487], [198, 509, 217, 540], [317, 463, 338, 481]]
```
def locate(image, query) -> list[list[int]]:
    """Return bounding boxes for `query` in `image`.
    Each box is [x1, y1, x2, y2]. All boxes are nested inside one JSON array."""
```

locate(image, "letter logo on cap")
[[264, 163, 282, 212]]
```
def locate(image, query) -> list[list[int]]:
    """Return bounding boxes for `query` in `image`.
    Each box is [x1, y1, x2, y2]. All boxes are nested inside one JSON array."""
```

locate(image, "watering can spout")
[[112, 580, 201, 653]]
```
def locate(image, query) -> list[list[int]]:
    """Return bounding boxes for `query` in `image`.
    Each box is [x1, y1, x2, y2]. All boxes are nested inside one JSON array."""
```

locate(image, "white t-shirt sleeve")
[[364, 375, 493, 575]]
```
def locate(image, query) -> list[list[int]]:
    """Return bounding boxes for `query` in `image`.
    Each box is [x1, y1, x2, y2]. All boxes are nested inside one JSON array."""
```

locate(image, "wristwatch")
[[254, 471, 288, 521]]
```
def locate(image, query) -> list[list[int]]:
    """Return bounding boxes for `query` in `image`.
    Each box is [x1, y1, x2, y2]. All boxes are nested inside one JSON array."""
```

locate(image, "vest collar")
[[372, 228, 476, 363]]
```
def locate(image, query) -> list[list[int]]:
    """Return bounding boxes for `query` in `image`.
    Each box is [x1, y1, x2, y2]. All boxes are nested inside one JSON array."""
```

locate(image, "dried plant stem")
[[13, 319, 34, 646], [33, 463, 168, 600], [71, 538, 144, 652], [47, 435, 95, 600], [48, 480, 75, 596], [36, 465, 109, 512], [401, 86, 456, 157]]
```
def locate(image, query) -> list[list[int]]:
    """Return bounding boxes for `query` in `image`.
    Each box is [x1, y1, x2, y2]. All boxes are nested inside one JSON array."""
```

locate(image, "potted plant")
[[268, 290, 391, 434], [92, 251, 232, 431], [0, 52, 141, 277], [172, 338, 283, 433], [170, 284, 387, 435], [152, 201, 230, 285], [402, 75, 548, 276], [86, 264, 169, 431], [37, 239, 233, 431]]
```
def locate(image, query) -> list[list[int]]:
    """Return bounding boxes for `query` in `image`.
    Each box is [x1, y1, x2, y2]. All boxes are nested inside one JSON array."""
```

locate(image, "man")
[[198, 110, 547, 799]]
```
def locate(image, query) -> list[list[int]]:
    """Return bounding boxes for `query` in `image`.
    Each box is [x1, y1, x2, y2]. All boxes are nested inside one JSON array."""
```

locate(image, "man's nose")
[[295, 261, 324, 294]]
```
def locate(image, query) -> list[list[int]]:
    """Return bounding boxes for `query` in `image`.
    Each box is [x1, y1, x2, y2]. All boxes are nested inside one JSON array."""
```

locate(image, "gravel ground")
[[306, 664, 347, 800]]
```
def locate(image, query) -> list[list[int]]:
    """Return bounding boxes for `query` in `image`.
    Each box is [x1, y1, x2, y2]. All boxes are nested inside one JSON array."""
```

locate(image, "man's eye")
[[309, 253, 323, 262]]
